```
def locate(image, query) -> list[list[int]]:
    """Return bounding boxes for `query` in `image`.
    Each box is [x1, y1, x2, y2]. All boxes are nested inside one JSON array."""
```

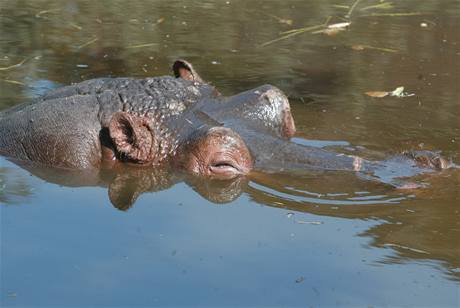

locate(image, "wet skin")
[[0, 60, 452, 184]]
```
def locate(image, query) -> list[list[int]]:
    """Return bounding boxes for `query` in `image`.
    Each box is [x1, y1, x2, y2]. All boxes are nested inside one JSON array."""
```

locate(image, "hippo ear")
[[109, 112, 155, 164], [173, 59, 203, 83]]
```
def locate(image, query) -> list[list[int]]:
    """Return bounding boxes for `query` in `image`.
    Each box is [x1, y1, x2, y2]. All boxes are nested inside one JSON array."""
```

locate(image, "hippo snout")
[[212, 84, 296, 139], [178, 127, 254, 179]]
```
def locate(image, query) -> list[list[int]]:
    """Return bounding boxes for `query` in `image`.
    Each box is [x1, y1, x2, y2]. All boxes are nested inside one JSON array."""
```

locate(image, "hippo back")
[[0, 94, 103, 169]]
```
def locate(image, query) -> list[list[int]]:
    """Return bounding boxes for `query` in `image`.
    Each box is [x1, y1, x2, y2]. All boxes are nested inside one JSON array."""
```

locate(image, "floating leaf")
[[390, 86, 405, 97], [352, 44, 366, 51], [279, 19, 293, 26], [313, 27, 345, 36], [390, 86, 415, 97], [366, 86, 415, 98], [365, 91, 389, 98]]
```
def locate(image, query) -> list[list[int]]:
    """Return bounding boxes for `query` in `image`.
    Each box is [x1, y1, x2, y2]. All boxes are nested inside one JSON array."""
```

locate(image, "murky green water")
[[1, 0, 459, 306]]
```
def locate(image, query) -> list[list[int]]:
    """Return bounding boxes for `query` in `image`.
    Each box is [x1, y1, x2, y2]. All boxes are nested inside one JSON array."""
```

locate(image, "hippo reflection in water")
[[0, 60, 454, 207]]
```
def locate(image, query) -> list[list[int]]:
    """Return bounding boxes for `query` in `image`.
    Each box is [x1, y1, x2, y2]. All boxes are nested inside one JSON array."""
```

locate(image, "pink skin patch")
[[353, 156, 363, 171]]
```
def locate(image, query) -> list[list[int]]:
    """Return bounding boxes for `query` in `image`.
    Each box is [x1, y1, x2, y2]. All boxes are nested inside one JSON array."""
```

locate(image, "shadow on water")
[[2, 156, 459, 281]]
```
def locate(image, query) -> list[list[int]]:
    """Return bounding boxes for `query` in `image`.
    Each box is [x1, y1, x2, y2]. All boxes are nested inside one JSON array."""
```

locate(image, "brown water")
[[1, 0, 459, 306]]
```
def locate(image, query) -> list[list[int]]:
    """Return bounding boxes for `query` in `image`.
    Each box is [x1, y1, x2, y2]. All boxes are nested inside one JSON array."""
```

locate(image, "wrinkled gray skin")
[[0, 60, 451, 184]]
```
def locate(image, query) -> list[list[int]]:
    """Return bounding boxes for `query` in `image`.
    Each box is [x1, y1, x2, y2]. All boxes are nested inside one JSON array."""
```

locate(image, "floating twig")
[[126, 43, 158, 49], [0, 58, 27, 71], [295, 220, 323, 225], [351, 44, 398, 53], [360, 1, 394, 11], [345, 0, 363, 18], [280, 16, 332, 35], [77, 37, 98, 49], [361, 12, 425, 17], [35, 9, 60, 18], [260, 16, 331, 47], [280, 24, 324, 36], [260, 27, 319, 47], [262, 12, 293, 26], [332, 4, 350, 9], [312, 21, 351, 36], [2, 79, 25, 85], [383, 243, 429, 254], [69, 23, 82, 30]]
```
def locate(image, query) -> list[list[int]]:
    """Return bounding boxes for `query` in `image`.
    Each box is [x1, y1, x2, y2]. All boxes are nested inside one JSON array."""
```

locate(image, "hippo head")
[[106, 60, 296, 179]]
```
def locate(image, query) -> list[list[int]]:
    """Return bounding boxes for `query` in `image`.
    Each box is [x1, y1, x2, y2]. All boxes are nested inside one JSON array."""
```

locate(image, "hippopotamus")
[[0, 60, 452, 183]]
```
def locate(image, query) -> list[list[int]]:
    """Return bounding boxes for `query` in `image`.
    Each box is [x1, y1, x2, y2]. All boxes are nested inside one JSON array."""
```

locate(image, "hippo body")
[[0, 75, 215, 169], [0, 60, 449, 182]]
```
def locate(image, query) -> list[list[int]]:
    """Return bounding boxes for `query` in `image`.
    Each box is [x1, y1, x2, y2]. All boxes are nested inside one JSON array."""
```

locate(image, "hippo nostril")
[[208, 154, 251, 177], [209, 161, 242, 179], [212, 162, 235, 168], [210, 160, 240, 172]]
